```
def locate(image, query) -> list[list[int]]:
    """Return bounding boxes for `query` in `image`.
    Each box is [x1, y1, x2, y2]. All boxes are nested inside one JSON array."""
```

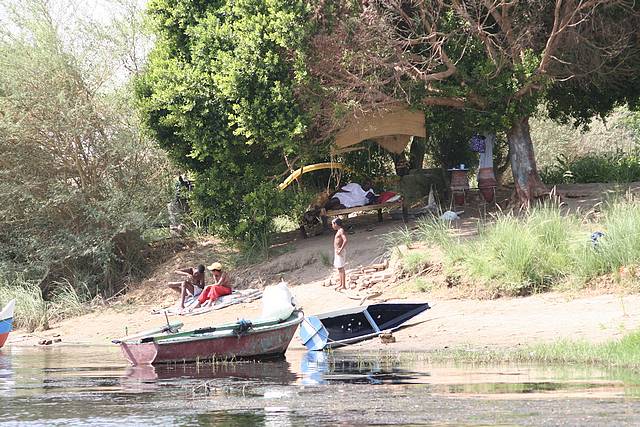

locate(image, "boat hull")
[[301, 302, 430, 350], [120, 313, 303, 365], [0, 300, 15, 349]]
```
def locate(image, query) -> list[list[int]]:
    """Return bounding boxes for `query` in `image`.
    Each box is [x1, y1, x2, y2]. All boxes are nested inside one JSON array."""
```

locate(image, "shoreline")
[[7, 281, 640, 356]]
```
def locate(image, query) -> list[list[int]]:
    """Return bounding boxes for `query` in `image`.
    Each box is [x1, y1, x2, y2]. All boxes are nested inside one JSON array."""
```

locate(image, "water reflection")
[[125, 359, 296, 382], [300, 351, 423, 385], [0, 351, 14, 396], [3, 346, 640, 425], [300, 350, 327, 385]]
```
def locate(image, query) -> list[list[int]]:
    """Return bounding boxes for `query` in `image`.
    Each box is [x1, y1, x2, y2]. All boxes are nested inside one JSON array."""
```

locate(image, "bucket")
[[477, 167, 497, 202]]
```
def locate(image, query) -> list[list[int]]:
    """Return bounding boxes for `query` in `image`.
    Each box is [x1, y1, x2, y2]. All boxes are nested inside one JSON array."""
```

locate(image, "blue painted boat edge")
[[0, 318, 13, 334]]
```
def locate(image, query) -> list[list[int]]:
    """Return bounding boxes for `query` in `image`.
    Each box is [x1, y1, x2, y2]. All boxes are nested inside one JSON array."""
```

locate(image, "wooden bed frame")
[[321, 199, 407, 227]]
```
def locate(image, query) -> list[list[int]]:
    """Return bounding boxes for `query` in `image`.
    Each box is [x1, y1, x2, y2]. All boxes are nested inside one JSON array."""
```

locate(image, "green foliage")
[[575, 200, 640, 279], [0, 275, 89, 332], [401, 200, 640, 295], [380, 226, 414, 254], [415, 216, 455, 250], [0, 276, 50, 332], [518, 330, 640, 368], [542, 151, 640, 184], [138, 0, 315, 244], [340, 140, 395, 184], [0, 1, 174, 301], [399, 251, 431, 276], [455, 208, 578, 295]]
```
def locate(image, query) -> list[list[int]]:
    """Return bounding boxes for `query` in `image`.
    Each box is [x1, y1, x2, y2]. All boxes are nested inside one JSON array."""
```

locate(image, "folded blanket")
[[151, 289, 263, 316]]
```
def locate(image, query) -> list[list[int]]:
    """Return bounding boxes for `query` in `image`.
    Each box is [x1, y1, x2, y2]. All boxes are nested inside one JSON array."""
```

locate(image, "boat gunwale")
[[124, 311, 304, 346], [313, 302, 429, 320]]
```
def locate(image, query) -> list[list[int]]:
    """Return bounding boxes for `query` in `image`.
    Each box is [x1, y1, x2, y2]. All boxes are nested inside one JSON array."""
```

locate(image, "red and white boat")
[[0, 300, 16, 348], [117, 310, 304, 366]]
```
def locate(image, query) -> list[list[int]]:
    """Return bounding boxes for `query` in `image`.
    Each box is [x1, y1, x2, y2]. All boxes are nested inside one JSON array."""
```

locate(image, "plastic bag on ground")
[[440, 210, 459, 221]]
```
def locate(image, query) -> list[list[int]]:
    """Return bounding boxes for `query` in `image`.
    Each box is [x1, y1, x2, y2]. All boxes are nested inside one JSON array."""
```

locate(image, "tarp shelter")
[[333, 105, 426, 154]]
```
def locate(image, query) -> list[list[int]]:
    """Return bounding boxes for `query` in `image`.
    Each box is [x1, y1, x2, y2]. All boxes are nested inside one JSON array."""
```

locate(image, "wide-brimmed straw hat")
[[207, 262, 223, 271]]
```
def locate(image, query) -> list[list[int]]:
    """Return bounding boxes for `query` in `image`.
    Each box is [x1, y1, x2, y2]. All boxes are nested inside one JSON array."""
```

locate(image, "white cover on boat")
[[261, 282, 296, 320], [0, 299, 15, 321]]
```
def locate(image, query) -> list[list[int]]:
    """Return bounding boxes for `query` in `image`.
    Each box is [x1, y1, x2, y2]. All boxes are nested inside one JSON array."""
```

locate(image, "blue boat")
[[0, 300, 16, 349]]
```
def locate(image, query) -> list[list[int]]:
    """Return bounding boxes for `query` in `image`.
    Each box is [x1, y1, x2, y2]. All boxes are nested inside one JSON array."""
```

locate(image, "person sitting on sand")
[[332, 218, 348, 291], [187, 262, 233, 310], [167, 264, 206, 309]]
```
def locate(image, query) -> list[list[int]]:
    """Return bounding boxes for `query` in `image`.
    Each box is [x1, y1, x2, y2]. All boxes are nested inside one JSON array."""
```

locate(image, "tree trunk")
[[409, 136, 426, 170], [507, 116, 548, 205]]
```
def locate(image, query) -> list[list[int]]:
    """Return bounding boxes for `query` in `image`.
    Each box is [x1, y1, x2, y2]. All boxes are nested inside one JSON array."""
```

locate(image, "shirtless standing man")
[[332, 218, 348, 291]]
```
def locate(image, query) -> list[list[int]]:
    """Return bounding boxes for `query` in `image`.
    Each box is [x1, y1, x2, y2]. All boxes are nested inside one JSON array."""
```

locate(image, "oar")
[[111, 321, 184, 344]]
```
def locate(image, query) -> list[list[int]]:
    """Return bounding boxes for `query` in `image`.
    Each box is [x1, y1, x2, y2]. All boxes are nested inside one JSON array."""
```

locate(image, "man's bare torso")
[[334, 228, 346, 254]]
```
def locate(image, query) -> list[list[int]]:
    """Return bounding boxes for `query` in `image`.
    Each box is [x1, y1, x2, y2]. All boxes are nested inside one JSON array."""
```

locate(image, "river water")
[[2, 345, 640, 426]]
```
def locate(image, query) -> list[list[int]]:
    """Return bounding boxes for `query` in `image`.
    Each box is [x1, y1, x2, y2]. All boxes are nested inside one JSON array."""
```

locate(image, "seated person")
[[167, 265, 205, 309], [187, 262, 233, 310]]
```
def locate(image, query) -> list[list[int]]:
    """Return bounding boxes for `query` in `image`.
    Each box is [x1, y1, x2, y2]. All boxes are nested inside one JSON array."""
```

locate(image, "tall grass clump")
[[0, 275, 89, 332], [380, 226, 415, 254], [432, 206, 580, 295], [575, 199, 640, 279], [415, 215, 456, 251], [462, 207, 578, 294], [0, 276, 49, 332]]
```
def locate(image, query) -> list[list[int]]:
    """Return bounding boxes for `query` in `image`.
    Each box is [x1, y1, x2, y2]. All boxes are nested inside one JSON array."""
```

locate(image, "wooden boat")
[[118, 310, 304, 366], [299, 302, 430, 350], [0, 300, 16, 349]]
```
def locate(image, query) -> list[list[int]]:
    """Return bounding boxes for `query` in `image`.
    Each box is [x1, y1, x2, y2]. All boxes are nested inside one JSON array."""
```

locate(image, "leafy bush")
[[541, 151, 640, 184], [575, 199, 640, 279], [0, 2, 173, 302], [137, 0, 316, 246]]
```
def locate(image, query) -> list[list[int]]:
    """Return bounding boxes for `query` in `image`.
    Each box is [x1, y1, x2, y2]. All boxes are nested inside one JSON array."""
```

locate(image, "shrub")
[[575, 199, 640, 279], [0, 2, 173, 303], [541, 151, 640, 185], [412, 206, 581, 296]]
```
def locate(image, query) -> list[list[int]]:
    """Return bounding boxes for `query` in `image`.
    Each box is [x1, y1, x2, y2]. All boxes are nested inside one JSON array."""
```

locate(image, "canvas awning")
[[333, 106, 426, 154]]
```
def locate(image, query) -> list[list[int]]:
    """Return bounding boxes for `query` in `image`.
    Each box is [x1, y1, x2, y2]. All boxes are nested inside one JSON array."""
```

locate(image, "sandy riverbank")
[[8, 181, 640, 351], [9, 279, 640, 353]]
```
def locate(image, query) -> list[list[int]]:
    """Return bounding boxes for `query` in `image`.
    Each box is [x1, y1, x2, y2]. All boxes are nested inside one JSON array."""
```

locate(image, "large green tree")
[[137, 0, 314, 242], [308, 0, 640, 204]]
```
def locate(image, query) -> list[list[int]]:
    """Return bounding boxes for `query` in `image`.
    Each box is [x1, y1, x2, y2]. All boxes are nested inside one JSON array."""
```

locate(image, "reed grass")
[[574, 199, 640, 280], [380, 225, 414, 252], [403, 199, 640, 296], [416, 328, 640, 369], [0, 275, 89, 332]]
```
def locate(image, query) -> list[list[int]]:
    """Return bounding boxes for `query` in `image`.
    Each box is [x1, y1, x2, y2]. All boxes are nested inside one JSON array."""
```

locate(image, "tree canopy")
[[0, 0, 172, 297], [137, 0, 315, 242], [308, 0, 640, 202], [138, 0, 640, 240]]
